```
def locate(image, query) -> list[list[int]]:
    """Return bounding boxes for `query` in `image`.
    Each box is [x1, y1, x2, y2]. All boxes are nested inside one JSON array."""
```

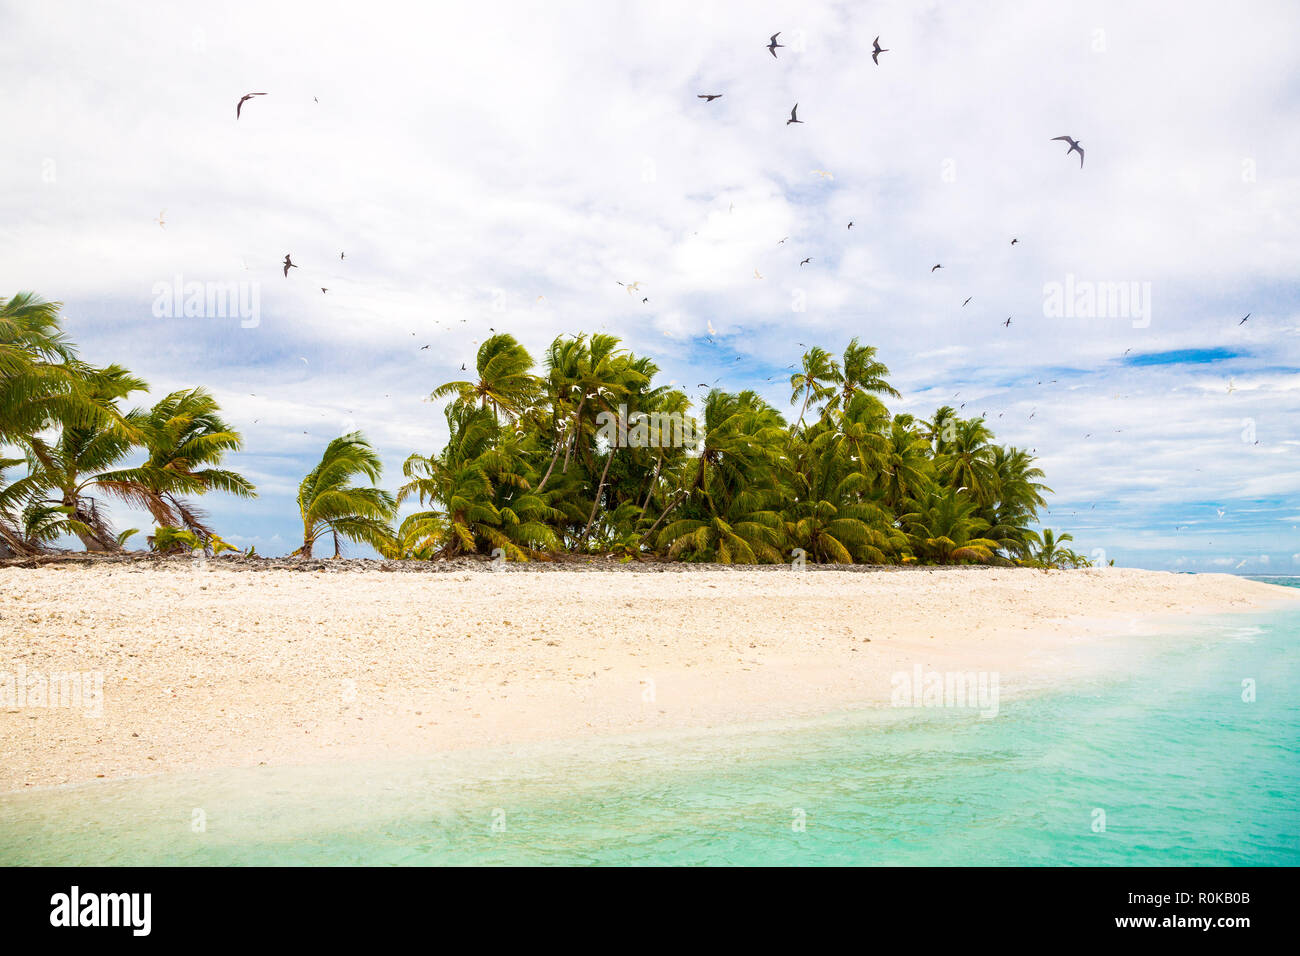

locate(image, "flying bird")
[[768, 33, 784, 58], [754, 268, 764, 279], [1226, 378, 1237, 394], [340, 251, 345, 260], [1051, 135, 1085, 168], [236, 92, 266, 119], [811, 169, 833, 179], [800, 257, 812, 266], [778, 237, 788, 244], [320, 287, 328, 294], [156, 210, 166, 229], [1010, 238, 1019, 245], [620, 281, 642, 295], [283, 254, 297, 277], [931, 264, 942, 272], [962, 297, 972, 307], [698, 94, 723, 102], [787, 103, 803, 125], [420, 345, 430, 350], [872, 36, 889, 64], [1003, 317, 1012, 327], [1239, 313, 1250, 325], [847, 222, 853, 230]]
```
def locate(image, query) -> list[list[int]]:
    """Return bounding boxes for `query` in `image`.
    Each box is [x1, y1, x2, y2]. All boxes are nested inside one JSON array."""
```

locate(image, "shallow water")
[[2, 587, 1297, 865]]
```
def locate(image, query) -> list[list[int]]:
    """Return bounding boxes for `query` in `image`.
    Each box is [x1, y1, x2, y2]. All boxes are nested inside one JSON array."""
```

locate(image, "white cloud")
[[2, 0, 1298, 562]]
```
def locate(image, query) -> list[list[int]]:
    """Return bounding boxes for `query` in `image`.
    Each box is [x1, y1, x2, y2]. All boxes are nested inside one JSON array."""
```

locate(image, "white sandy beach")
[[0, 565, 1294, 792]]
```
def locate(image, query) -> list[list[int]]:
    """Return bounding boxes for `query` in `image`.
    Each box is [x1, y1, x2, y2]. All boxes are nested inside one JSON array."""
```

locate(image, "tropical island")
[[2, 291, 1088, 568]]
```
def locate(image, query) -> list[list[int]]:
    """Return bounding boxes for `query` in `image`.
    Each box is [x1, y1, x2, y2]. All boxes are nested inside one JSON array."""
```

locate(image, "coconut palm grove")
[[1, 291, 1090, 567]]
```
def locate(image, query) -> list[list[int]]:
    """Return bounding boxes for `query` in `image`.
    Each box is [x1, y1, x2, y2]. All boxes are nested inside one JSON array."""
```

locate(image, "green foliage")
[[2, 294, 1078, 565]]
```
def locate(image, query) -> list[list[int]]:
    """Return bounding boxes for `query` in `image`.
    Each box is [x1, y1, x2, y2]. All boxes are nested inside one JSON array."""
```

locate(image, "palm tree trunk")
[[793, 387, 812, 437], [562, 395, 587, 472], [534, 441, 563, 493], [332, 529, 341, 558], [640, 456, 662, 511], [578, 449, 615, 543], [639, 489, 688, 546]]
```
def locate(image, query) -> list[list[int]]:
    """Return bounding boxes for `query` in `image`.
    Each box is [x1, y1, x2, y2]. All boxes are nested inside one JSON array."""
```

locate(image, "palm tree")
[[13, 365, 150, 551], [399, 404, 559, 558], [97, 387, 256, 541], [922, 405, 959, 455], [982, 446, 1051, 561], [1034, 528, 1076, 569], [789, 346, 839, 434], [937, 417, 998, 504], [901, 490, 1001, 564], [429, 333, 539, 422], [879, 414, 934, 511], [824, 338, 900, 416], [0, 293, 126, 447], [658, 487, 783, 563], [292, 432, 396, 558]]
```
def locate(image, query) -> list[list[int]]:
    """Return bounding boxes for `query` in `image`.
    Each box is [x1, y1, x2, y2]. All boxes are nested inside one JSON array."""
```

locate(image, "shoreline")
[[2, 566, 1295, 793]]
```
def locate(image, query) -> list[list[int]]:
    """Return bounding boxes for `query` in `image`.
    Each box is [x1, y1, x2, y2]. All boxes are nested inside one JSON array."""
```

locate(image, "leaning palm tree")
[[0, 292, 126, 448], [429, 333, 540, 422], [96, 387, 256, 540], [292, 432, 396, 558], [13, 365, 151, 551]]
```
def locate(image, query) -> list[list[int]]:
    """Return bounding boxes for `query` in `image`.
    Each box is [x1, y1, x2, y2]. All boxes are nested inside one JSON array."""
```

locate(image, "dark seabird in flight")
[[962, 297, 972, 307], [800, 257, 812, 266], [872, 36, 889, 64], [236, 92, 266, 119], [1051, 135, 1085, 167], [1239, 313, 1250, 325], [1010, 238, 1019, 245], [931, 263, 942, 272], [698, 94, 722, 102], [768, 33, 784, 58], [1003, 317, 1012, 327], [847, 221, 853, 229], [787, 103, 803, 125], [282, 254, 297, 277]]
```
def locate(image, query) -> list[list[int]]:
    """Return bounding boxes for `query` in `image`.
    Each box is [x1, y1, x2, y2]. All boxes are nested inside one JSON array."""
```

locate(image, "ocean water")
[[2, 585, 1297, 866]]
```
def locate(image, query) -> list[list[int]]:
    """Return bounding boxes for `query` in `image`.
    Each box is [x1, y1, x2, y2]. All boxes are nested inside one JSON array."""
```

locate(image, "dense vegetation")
[[1, 292, 1091, 567]]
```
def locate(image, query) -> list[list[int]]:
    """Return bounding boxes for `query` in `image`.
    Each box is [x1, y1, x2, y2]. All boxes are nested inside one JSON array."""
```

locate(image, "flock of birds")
[[216, 31, 1261, 545]]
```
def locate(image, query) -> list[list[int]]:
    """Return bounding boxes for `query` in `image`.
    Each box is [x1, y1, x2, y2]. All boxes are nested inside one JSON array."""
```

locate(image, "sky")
[[2, 0, 1297, 570]]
